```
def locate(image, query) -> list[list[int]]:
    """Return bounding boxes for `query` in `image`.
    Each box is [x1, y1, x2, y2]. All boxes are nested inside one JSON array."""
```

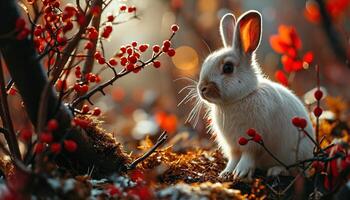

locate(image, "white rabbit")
[[197, 10, 315, 180]]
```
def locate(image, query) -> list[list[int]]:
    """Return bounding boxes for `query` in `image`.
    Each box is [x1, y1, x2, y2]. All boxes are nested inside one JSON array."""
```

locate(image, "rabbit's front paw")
[[219, 159, 238, 179], [232, 155, 255, 181]]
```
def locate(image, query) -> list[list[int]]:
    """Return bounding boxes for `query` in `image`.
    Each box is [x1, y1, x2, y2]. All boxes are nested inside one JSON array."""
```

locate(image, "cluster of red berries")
[[72, 117, 91, 129], [33, 119, 78, 154], [73, 65, 101, 83], [102, 24, 113, 38], [80, 104, 101, 116], [114, 42, 149, 72], [110, 24, 179, 72], [291, 117, 308, 129], [238, 128, 263, 146], [74, 83, 89, 95], [270, 25, 314, 86], [313, 89, 323, 117], [119, 4, 137, 13], [94, 51, 106, 64]]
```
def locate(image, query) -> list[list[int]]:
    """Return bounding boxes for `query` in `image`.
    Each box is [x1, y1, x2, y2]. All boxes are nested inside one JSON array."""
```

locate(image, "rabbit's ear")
[[220, 13, 236, 47], [234, 10, 262, 54]]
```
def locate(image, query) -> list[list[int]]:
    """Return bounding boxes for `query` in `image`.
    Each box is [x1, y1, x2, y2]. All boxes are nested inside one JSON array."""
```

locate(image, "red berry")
[[163, 40, 171, 48], [292, 117, 301, 127], [128, 6, 135, 13], [133, 67, 141, 73], [81, 104, 89, 114], [98, 57, 106, 64], [72, 118, 90, 129], [94, 51, 102, 59], [107, 14, 115, 22], [95, 75, 101, 83], [64, 140, 78, 152], [80, 84, 89, 94], [109, 58, 118, 66], [34, 143, 44, 154], [50, 143, 61, 154], [20, 129, 33, 141], [120, 46, 126, 53], [120, 57, 128, 66], [246, 128, 256, 137], [34, 26, 42, 37], [153, 61, 161, 68], [313, 106, 323, 117], [128, 55, 137, 64], [102, 30, 111, 38], [120, 5, 127, 11], [57, 37, 67, 46], [40, 132, 53, 143], [314, 90, 323, 101], [139, 44, 148, 52], [63, 21, 73, 32], [104, 25, 113, 33], [167, 48, 176, 57], [88, 29, 99, 40], [47, 119, 58, 131], [89, 74, 97, 82], [126, 63, 135, 71], [64, 4, 77, 18], [75, 72, 81, 79], [299, 118, 307, 129], [162, 45, 169, 52], [253, 134, 262, 143], [84, 41, 94, 50], [131, 41, 138, 47], [171, 24, 179, 32], [152, 45, 160, 53], [134, 52, 140, 58], [238, 137, 248, 145], [56, 79, 67, 91], [92, 107, 101, 116], [126, 48, 133, 55]]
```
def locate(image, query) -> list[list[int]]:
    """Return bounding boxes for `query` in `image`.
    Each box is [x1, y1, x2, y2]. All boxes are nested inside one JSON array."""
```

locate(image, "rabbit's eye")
[[222, 62, 234, 74]]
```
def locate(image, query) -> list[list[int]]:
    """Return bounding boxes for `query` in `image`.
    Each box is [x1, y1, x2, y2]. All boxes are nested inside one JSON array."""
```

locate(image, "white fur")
[[197, 10, 315, 180]]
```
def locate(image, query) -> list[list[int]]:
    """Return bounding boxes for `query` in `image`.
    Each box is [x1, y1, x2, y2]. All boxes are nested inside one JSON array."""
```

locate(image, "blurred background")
[[6, 0, 350, 154]]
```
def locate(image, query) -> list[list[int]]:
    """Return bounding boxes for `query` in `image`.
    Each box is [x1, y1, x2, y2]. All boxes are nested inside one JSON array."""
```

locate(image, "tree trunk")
[[0, 0, 130, 177]]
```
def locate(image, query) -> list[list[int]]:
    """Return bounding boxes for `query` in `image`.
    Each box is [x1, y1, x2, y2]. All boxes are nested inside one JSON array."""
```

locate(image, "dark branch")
[[128, 131, 168, 170]]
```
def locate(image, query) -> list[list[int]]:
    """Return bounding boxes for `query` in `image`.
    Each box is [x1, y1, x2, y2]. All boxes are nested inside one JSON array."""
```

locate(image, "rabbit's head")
[[198, 10, 263, 105]]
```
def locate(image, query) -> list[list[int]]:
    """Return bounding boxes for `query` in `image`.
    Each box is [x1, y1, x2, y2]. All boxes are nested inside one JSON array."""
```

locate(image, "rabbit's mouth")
[[198, 81, 221, 102]]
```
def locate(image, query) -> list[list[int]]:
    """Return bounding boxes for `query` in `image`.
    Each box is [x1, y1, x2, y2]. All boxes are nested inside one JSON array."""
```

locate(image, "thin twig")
[[259, 142, 288, 169], [128, 131, 168, 170], [0, 53, 21, 160]]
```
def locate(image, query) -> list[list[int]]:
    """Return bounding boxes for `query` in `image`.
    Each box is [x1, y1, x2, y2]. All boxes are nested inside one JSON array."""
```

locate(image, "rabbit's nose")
[[199, 81, 220, 100]]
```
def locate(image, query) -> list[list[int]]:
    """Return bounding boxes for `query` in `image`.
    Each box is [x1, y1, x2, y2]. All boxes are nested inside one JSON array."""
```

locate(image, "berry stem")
[[259, 142, 288, 169], [301, 128, 324, 153], [128, 131, 168, 170], [315, 65, 321, 145]]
